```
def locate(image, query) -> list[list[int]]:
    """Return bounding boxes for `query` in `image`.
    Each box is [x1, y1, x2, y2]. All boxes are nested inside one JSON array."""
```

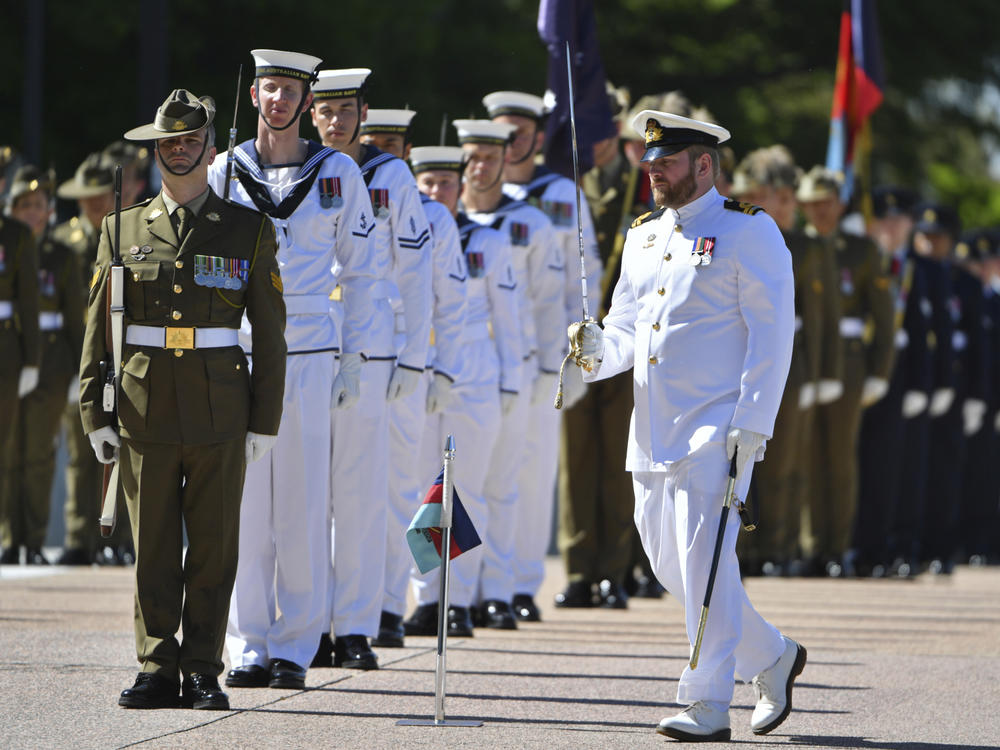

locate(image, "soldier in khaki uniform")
[[52, 153, 124, 565], [1, 167, 84, 564], [798, 167, 895, 576], [80, 90, 286, 710], [0, 197, 41, 565], [731, 147, 843, 576]]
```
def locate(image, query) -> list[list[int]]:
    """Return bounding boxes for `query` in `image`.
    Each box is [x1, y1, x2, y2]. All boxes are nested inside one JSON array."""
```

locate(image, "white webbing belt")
[[0, 301, 12, 319], [40, 312, 64, 330], [125, 324, 239, 349], [839, 317, 864, 338]]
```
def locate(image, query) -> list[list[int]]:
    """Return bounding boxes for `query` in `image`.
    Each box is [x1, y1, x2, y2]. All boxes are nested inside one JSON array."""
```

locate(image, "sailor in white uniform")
[[403, 146, 524, 638], [211, 49, 378, 691], [309, 70, 433, 670], [483, 90, 603, 618], [356, 121, 468, 649], [569, 110, 807, 742]]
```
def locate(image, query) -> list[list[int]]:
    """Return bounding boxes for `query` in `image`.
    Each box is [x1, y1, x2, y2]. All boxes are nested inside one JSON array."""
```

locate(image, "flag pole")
[[397, 435, 482, 728]]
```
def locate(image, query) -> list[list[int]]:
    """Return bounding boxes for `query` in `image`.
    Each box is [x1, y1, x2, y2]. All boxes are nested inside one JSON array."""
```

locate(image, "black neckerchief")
[[232, 139, 334, 220]]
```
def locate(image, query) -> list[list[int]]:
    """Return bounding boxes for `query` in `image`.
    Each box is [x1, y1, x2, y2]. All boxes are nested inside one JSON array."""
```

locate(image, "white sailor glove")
[[87, 426, 120, 465], [962, 398, 987, 436], [860, 376, 890, 407], [560, 365, 588, 410], [567, 320, 603, 371], [386, 365, 422, 402], [798, 382, 817, 410], [929, 387, 955, 417], [245, 432, 277, 463], [726, 427, 766, 482], [901, 390, 929, 418], [816, 379, 844, 404], [66, 375, 81, 405], [500, 389, 519, 415], [532, 371, 560, 406], [332, 352, 362, 410], [18, 366, 39, 397], [426, 372, 454, 415]]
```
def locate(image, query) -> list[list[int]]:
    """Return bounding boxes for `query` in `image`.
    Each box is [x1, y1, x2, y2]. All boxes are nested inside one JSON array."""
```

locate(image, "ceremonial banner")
[[407, 470, 481, 574]]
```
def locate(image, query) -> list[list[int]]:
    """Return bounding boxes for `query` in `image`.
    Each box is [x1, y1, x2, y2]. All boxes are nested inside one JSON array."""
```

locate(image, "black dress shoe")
[[511, 593, 541, 622], [372, 611, 405, 647], [479, 600, 518, 629], [447, 606, 474, 637], [25, 548, 49, 565], [115, 544, 136, 566], [56, 547, 92, 566], [311, 632, 334, 668], [598, 579, 628, 609], [268, 658, 306, 689], [0, 546, 20, 565], [180, 673, 230, 710], [118, 672, 179, 709], [225, 664, 270, 688], [334, 634, 379, 670], [403, 603, 439, 636], [554, 580, 595, 608]]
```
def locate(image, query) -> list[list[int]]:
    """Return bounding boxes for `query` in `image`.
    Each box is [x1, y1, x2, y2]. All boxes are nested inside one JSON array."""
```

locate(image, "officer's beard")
[[652, 162, 697, 210]]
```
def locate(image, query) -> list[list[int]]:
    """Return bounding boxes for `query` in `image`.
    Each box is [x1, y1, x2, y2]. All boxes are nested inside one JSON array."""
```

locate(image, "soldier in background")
[[1, 167, 84, 564], [730, 147, 842, 577], [797, 167, 894, 577], [103, 141, 152, 207], [0, 182, 40, 565], [52, 153, 131, 565]]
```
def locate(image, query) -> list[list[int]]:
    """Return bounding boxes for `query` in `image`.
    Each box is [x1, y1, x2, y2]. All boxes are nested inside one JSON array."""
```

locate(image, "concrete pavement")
[[2, 558, 999, 749]]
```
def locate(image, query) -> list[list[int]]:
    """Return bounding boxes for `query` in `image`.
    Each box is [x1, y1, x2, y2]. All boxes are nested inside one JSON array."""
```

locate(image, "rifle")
[[223, 64, 243, 202], [98, 165, 124, 537]]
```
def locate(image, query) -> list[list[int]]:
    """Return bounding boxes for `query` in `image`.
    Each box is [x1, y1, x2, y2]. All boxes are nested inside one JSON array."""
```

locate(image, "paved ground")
[[2, 557, 999, 750]]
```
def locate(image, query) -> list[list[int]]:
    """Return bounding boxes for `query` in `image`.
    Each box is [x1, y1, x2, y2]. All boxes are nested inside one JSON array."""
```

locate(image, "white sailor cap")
[[360, 109, 417, 136], [312, 68, 372, 100], [452, 119, 517, 146], [409, 146, 465, 173], [630, 109, 731, 162], [482, 91, 546, 120], [251, 49, 322, 83]]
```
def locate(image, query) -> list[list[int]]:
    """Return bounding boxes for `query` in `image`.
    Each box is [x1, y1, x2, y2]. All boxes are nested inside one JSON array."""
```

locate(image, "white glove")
[[332, 352, 362, 410], [567, 320, 603, 370], [816, 379, 844, 404], [726, 427, 767, 482], [18, 366, 39, 397], [798, 382, 817, 410], [929, 388, 954, 417], [500, 389, 519, 415], [962, 398, 987, 436], [901, 390, 928, 418], [560, 366, 588, 410], [386, 365, 422, 402], [245, 432, 277, 463], [66, 375, 81, 404], [532, 371, 560, 406], [860, 377, 890, 407], [88, 426, 120, 465], [426, 372, 454, 414]]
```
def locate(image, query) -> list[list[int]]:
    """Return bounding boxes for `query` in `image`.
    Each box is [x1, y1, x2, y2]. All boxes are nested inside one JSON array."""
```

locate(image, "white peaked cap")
[[482, 91, 546, 119], [452, 119, 518, 145]]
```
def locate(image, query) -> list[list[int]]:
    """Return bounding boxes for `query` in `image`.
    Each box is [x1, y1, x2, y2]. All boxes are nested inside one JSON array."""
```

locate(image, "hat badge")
[[645, 118, 665, 146], [173, 120, 187, 131], [923, 208, 936, 223], [956, 243, 969, 259]]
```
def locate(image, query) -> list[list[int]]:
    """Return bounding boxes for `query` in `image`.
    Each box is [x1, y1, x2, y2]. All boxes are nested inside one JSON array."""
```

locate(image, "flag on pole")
[[537, 0, 616, 179], [825, 0, 885, 201], [406, 470, 481, 574]]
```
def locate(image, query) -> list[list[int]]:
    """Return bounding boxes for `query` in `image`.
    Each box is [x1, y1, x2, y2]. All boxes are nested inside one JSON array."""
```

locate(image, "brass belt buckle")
[[165, 326, 195, 349]]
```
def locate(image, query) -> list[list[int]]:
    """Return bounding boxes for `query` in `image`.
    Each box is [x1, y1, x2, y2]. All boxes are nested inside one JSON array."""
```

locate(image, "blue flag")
[[538, 0, 616, 179], [406, 469, 481, 574]]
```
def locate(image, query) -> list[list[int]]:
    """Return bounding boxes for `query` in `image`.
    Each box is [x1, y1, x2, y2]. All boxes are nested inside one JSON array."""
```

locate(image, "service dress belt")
[[284, 293, 330, 316], [125, 324, 240, 349], [39, 311, 64, 330], [459, 321, 493, 344], [839, 317, 865, 338], [0, 300, 13, 319]]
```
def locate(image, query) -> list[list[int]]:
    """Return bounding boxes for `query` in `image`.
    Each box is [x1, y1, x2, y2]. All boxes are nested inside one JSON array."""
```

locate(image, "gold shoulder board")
[[723, 198, 764, 215]]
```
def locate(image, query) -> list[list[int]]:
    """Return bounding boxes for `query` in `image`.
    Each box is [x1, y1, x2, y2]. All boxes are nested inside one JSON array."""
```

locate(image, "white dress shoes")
[[751, 635, 808, 735], [656, 701, 731, 742]]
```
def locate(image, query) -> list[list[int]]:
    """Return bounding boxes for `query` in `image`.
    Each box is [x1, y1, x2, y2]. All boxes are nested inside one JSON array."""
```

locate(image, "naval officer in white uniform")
[[570, 110, 807, 742]]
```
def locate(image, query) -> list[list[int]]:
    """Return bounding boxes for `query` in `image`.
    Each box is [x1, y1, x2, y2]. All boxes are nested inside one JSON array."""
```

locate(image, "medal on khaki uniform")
[[194, 254, 250, 290]]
